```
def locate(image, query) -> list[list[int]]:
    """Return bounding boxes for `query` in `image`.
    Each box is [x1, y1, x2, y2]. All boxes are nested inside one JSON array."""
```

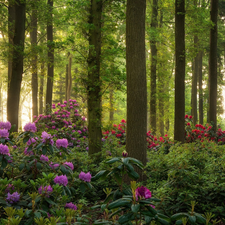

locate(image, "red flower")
[[185, 115, 189, 119], [189, 115, 192, 119], [187, 122, 190, 126]]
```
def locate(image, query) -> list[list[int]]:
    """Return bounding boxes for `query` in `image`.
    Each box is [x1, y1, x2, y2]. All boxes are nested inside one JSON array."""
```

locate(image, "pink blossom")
[[79, 171, 91, 182]]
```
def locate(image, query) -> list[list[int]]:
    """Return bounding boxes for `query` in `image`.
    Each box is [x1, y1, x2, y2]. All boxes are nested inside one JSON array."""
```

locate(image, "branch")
[[0, 2, 8, 8]]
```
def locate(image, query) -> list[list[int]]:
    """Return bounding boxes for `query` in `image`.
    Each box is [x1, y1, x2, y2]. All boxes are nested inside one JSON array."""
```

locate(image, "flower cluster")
[[0, 121, 11, 130], [0, 129, 9, 138], [40, 154, 49, 162], [135, 186, 151, 201], [54, 175, 68, 186], [24, 122, 37, 132], [64, 162, 74, 170], [38, 185, 53, 197], [65, 202, 77, 210], [6, 192, 20, 204], [41, 131, 54, 145], [79, 171, 92, 182], [56, 138, 68, 148], [0, 144, 10, 156]]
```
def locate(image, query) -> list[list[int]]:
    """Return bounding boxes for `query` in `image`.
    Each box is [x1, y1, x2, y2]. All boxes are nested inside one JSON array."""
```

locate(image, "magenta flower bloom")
[[65, 202, 77, 210], [27, 137, 37, 146], [49, 162, 59, 169], [24, 147, 34, 156], [5, 184, 14, 193], [64, 162, 74, 170], [0, 129, 9, 138], [41, 131, 54, 145], [0, 121, 11, 130], [40, 154, 49, 162], [79, 171, 92, 182], [56, 138, 68, 148], [135, 186, 151, 201], [38, 185, 53, 197], [24, 122, 37, 132], [6, 192, 20, 204], [54, 175, 68, 186], [0, 144, 10, 156]]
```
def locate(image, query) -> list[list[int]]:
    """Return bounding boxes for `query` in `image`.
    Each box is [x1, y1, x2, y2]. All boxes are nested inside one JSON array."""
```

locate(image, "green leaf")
[[157, 217, 170, 225], [45, 198, 57, 205], [126, 157, 144, 167], [36, 162, 42, 170], [23, 136, 30, 144], [19, 163, 25, 171], [1, 158, 7, 169], [188, 215, 196, 224], [175, 220, 183, 225], [109, 208, 122, 218], [34, 211, 41, 218], [36, 143, 43, 150], [131, 204, 140, 213], [42, 146, 47, 155], [195, 213, 206, 224], [141, 210, 154, 217], [91, 170, 108, 181], [49, 144, 54, 154], [171, 213, 189, 221], [106, 157, 121, 164], [127, 170, 139, 180], [108, 199, 131, 210], [0, 138, 5, 144], [60, 165, 68, 174], [118, 212, 134, 224], [80, 183, 86, 193], [114, 172, 122, 185], [146, 205, 157, 216]]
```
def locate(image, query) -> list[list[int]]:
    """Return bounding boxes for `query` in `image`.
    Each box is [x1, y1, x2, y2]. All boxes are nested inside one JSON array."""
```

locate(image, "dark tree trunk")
[[191, 36, 198, 125], [150, 0, 158, 134], [208, 0, 218, 130], [87, 0, 103, 155], [59, 73, 63, 103], [66, 52, 72, 102], [126, 0, 147, 179], [174, 0, 185, 142], [31, 0, 38, 119], [46, 0, 54, 108], [39, 61, 45, 115], [0, 80, 2, 121], [198, 50, 203, 124], [7, 0, 26, 131], [8, 0, 15, 86]]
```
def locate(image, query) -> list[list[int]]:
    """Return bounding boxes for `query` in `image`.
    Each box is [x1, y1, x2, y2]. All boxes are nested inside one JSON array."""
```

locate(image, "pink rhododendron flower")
[[79, 171, 92, 182], [64, 162, 74, 170], [24, 122, 37, 132], [0, 144, 10, 156], [0, 121, 11, 130], [38, 185, 53, 197], [0, 129, 9, 138], [65, 202, 77, 210], [6, 192, 20, 204], [135, 186, 151, 201], [56, 138, 68, 148], [54, 175, 68, 186], [40, 154, 49, 162]]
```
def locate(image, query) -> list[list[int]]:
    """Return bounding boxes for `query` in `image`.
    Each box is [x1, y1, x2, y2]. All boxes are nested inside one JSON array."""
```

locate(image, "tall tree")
[[198, 50, 203, 124], [46, 0, 54, 108], [66, 52, 72, 102], [174, 0, 185, 142], [30, 0, 38, 119], [208, 0, 218, 130], [150, 0, 158, 134], [126, 0, 147, 179], [87, 0, 103, 155], [7, 0, 26, 131], [39, 61, 45, 115]]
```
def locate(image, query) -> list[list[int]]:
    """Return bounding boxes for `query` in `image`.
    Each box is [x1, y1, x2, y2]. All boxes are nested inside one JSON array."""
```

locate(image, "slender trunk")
[[0, 80, 2, 121], [46, 0, 54, 108], [174, 0, 185, 142], [59, 73, 63, 103], [66, 52, 72, 102], [150, 0, 158, 134], [66, 63, 68, 101], [198, 50, 203, 124], [7, 0, 26, 131], [31, 0, 38, 119], [126, 0, 147, 179], [208, 0, 218, 130], [87, 0, 103, 155], [39, 62, 45, 115], [109, 87, 114, 123]]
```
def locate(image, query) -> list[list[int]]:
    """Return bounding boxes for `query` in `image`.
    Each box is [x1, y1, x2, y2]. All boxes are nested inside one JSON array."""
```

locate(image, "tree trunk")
[[109, 87, 114, 123], [0, 80, 2, 121], [198, 50, 203, 124], [87, 0, 103, 155], [66, 52, 72, 102], [39, 61, 45, 115], [150, 0, 158, 134], [7, 0, 26, 131], [208, 0, 218, 130], [191, 36, 198, 125], [174, 0, 185, 142], [46, 0, 54, 108], [30, 0, 38, 120], [8, 0, 15, 87], [126, 0, 147, 179]]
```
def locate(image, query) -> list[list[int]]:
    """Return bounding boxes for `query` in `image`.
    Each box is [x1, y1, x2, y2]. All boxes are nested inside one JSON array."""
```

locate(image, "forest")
[[0, 0, 225, 224]]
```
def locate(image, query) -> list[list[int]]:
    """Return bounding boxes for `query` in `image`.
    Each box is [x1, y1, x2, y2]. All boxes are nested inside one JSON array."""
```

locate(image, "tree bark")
[[87, 0, 103, 155], [46, 0, 54, 109], [7, 0, 26, 131], [198, 50, 203, 124], [66, 52, 72, 102], [109, 87, 114, 123], [208, 0, 218, 130], [30, 0, 38, 120], [39, 61, 45, 115], [174, 0, 185, 142], [150, 0, 158, 134], [126, 0, 147, 179]]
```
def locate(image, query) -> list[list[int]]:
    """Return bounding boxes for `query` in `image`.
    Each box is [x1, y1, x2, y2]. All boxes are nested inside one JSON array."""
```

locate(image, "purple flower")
[[0, 129, 9, 138], [56, 138, 68, 148], [5, 184, 14, 193], [135, 186, 151, 201], [38, 185, 53, 197], [24, 147, 34, 156], [0, 144, 10, 156], [0, 121, 11, 130], [54, 175, 68, 186], [27, 137, 37, 146], [65, 202, 77, 210], [86, 147, 89, 151], [24, 122, 37, 132], [64, 162, 74, 170], [122, 151, 128, 157], [6, 192, 20, 204], [49, 162, 59, 169], [79, 171, 91, 182], [40, 154, 49, 162], [41, 131, 54, 145]]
